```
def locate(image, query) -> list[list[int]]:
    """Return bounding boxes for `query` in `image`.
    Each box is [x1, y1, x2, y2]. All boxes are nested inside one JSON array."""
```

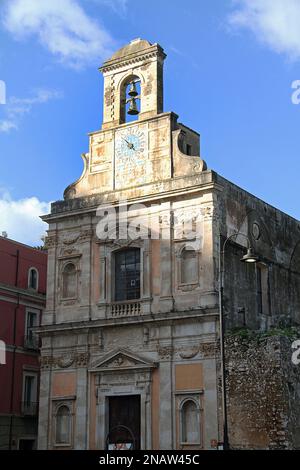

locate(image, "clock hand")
[[122, 137, 135, 150], [121, 137, 130, 145]]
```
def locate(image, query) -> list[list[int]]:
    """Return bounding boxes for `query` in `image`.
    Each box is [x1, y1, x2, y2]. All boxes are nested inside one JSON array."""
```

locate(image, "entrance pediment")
[[89, 349, 157, 372]]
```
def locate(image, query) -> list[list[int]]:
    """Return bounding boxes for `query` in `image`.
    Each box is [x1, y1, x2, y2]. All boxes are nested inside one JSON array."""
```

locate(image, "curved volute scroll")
[[64, 153, 89, 200], [172, 129, 207, 177]]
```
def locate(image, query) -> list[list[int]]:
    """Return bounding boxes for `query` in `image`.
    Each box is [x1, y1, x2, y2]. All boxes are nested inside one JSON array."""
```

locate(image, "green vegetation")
[[227, 326, 300, 341]]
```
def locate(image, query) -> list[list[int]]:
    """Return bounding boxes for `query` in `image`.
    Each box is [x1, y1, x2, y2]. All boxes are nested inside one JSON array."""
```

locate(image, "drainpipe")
[[8, 248, 20, 450]]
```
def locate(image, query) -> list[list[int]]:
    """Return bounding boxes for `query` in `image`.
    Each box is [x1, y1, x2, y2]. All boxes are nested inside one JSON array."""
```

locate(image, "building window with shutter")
[[24, 310, 39, 349], [22, 372, 38, 416], [28, 268, 38, 290]]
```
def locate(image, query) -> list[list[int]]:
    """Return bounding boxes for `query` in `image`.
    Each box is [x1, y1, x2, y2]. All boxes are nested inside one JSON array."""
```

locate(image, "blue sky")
[[0, 0, 300, 245]]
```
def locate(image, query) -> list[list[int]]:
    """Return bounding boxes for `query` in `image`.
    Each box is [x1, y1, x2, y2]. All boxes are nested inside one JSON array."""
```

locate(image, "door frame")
[[96, 379, 152, 450]]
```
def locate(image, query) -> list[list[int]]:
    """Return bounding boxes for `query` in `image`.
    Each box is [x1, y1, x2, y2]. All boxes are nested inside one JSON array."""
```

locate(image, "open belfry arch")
[[101, 38, 165, 126]]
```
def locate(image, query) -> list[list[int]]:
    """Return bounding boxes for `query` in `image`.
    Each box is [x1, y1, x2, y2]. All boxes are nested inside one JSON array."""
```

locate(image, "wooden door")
[[107, 395, 141, 449]]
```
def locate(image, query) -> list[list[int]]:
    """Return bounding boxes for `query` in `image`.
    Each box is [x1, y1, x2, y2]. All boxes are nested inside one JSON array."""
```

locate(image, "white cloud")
[[0, 190, 51, 247], [2, 0, 116, 68], [228, 0, 300, 61], [0, 120, 17, 132], [0, 88, 63, 133]]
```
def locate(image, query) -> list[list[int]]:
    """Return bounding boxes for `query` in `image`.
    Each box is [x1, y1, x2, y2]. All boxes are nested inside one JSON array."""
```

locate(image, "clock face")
[[115, 127, 146, 158], [115, 125, 148, 188]]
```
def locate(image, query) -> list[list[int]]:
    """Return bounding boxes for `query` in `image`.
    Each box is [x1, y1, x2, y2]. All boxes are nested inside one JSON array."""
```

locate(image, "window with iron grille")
[[115, 248, 140, 301]]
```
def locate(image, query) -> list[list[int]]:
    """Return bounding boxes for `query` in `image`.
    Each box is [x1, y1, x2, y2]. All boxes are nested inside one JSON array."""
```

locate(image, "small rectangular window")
[[256, 265, 270, 316], [24, 376, 35, 404], [22, 373, 38, 415], [25, 311, 39, 349], [257, 266, 263, 314], [186, 144, 192, 156]]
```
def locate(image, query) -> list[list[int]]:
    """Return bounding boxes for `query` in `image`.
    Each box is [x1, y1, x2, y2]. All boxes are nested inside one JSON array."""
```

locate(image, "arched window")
[[181, 248, 197, 284], [28, 268, 38, 290], [56, 405, 71, 445], [180, 399, 200, 445], [114, 248, 140, 301], [62, 263, 77, 299]]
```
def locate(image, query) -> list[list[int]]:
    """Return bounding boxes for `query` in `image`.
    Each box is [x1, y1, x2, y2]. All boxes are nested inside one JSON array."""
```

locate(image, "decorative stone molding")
[[40, 355, 54, 369], [198, 342, 218, 358], [179, 346, 200, 359], [96, 236, 144, 248], [58, 252, 82, 261], [252, 222, 261, 241], [56, 354, 75, 368], [157, 345, 173, 360], [90, 349, 157, 372], [200, 205, 215, 220], [155, 342, 217, 362], [100, 51, 163, 74], [60, 248, 80, 257], [76, 352, 90, 367], [78, 229, 94, 242], [40, 352, 90, 369], [45, 234, 58, 249], [62, 234, 80, 245]]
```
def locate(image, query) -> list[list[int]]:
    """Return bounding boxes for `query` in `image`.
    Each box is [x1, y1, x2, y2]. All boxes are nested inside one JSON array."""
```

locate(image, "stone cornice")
[[42, 171, 222, 223], [99, 45, 166, 74], [88, 111, 178, 136], [0, 282, 46, 303], [35, 307, 219, 335]]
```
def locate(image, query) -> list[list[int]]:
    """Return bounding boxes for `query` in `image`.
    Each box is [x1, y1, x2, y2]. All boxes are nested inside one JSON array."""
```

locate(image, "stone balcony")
[[110, 300, 141, 318]]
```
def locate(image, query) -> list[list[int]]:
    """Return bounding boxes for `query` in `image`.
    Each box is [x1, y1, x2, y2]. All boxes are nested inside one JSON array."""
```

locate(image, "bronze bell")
[[128, 81, 138, 97], [127, 97, 139, 115]]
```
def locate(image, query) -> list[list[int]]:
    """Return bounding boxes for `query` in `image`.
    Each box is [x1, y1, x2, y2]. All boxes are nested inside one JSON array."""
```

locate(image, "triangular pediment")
[[90, 349, 156, 371]]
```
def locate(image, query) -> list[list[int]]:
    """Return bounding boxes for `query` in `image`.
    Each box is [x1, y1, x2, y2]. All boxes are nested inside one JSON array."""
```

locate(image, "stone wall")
[[215, 173, 300, 330], [226, 333, 300, 449]]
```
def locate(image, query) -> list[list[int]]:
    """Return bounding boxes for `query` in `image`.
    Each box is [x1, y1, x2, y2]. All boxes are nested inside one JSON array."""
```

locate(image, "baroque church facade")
[[38, 39, 300, 450]]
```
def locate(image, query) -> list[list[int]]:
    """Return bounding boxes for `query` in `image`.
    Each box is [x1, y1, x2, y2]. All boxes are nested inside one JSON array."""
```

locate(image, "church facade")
[[37, 39, 300, 450]]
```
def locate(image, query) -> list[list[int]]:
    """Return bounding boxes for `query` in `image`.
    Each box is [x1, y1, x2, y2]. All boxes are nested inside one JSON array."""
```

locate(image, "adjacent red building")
[[0, 235, 47, 449]]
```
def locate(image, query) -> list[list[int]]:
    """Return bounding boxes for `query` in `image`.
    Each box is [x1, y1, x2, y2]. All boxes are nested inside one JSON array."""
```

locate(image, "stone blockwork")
[[226, 333, 300, 449]]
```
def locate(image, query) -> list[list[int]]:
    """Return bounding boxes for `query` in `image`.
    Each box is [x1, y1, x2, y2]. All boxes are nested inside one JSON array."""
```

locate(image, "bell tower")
[[100, 38, 166, 129], [63, 38, 206, 200]]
